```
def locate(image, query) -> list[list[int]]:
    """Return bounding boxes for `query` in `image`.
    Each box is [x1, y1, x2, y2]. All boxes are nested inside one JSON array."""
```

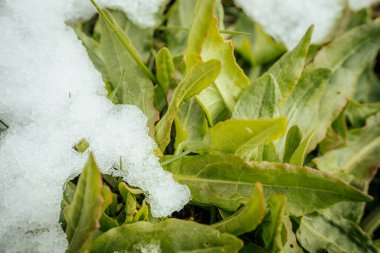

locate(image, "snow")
[[0, 0, 190, 252], [234, 0, 346, 49], [348, 0, 377, 11]]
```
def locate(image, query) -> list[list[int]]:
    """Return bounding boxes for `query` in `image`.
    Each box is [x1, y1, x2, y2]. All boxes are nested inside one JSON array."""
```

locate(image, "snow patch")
[[0, 0, 189, 252], [348, 0, 377, 11], [234, 0, 346, 49]]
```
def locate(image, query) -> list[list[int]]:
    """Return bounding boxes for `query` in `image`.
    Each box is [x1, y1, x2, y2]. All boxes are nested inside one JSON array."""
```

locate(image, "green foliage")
[[64, 153, 111, 253], [60, 0, 380, 251], [212, 183, 265, 236], [91, 219, 243, 253], [164, 153, 370, 216]]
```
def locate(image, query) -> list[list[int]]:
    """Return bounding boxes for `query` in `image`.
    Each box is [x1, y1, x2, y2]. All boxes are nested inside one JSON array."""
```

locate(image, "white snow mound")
[[0, 0, 190, 252], [234, 0, 346, 49]]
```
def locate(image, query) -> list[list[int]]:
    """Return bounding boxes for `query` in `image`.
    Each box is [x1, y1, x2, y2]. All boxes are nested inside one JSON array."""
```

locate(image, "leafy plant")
[[61, 0, 380, 252]]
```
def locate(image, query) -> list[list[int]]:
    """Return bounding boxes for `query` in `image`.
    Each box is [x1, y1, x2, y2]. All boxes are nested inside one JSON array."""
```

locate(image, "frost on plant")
[[0, 0, 189, 252]]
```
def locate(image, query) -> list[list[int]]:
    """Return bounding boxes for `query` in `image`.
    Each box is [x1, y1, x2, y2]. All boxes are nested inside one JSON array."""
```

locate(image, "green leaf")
[[78, 9, 159, 136], [314, 113, 380, 179], [165, 153, 371, 216], [90, 0, 156, 82], [91, 219, 243, 253], [282, 216, 303, 253], [65, 153, 111, 253], [155, 59, 221, 151], [156, 47, 175, 94], [197, 18, 250, 124], [212, 183, 265, 236], [205, 118, 286, 159], [302, 21, 380, 150], [347, 100, 380, 128], [283, 126, 302, 163], [185, 0, 215, 70], [289, 131, 314, 166], [268, 26, 313, 102], [296, 210, 378, 253], [277, 68, 332, 155], [260, 195, 286, 253], [232, 73, 280, 120], [175, 98, 209, 153]]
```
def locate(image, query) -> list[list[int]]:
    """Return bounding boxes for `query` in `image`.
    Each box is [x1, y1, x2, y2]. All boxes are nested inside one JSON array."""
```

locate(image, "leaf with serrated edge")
[[165, 153, 371, 216], [198, 18, 250, 124]]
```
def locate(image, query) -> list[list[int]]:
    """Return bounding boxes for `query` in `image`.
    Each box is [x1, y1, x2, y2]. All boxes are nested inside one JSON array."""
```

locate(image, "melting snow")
[[0, 0, 190, 252]]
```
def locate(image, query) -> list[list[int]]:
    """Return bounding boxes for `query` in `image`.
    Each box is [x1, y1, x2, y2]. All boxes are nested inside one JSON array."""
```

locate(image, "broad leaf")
[[91, 219, 243, 253], [205, 118, 286, 159], [155, 59, 221, 151], [232, 73, 280, 120], [198, 18, 250, 124], [314, 113, 380, 179], [65, 153, 111, 253], [212, 183, 265, 236], [165, 153, 371, 216], [297, 210, 378, 253]]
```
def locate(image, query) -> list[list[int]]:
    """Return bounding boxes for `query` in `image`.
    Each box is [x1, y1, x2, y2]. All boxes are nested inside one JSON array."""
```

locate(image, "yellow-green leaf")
[[212, 183, 265, 236]]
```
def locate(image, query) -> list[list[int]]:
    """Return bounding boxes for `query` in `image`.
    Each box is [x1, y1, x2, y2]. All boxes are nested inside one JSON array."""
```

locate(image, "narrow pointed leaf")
[[65, 153, 110, 253], [268, 26, 313, 101], [261, 195, 286, 253], [289, 131, 314, 166], [283, 126, 302, 163]]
